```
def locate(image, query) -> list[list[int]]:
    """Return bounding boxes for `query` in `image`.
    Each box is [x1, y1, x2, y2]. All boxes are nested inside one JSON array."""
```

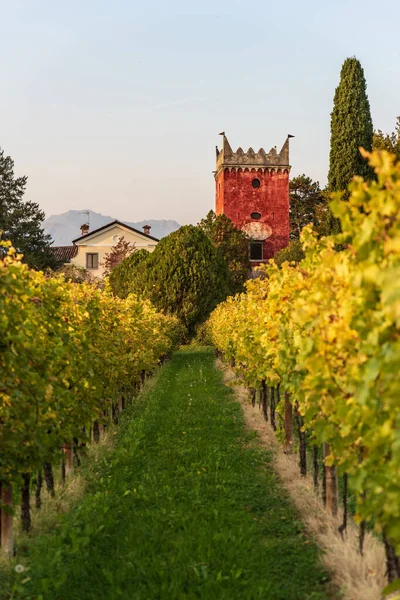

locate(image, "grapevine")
[[208, 150, 400, 558]]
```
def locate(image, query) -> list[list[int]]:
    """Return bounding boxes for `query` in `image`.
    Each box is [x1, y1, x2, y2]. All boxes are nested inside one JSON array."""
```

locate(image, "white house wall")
[[70, 224, 157, 277]]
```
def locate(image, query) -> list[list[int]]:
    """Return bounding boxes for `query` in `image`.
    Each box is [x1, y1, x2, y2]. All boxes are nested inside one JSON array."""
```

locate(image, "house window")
[[86, 253, 99, 269], [249, 241, 263, 261], [251, 211, 261, 220], [252, 178, 261, 188]]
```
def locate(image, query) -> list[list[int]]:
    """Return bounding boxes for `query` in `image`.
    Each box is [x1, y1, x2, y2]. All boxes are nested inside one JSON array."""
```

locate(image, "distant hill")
[[44, 210, 180, 246]]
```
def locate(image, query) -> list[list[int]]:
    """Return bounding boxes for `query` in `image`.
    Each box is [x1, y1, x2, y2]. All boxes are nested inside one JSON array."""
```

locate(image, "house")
[[52, 220, 159, 277]]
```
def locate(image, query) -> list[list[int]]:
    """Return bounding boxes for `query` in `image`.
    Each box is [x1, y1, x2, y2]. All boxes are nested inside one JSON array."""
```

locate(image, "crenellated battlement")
[[215, 134, 291, 176]]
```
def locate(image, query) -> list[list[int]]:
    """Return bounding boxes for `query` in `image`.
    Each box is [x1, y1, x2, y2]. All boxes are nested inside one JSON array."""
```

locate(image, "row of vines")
[[0, 242, 181, 554], [208, 150, 400, 584]]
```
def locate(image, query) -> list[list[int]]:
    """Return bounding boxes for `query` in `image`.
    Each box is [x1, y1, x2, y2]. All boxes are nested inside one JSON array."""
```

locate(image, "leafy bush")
[[274, 239, 305, 266], [111, 225, 232, 333], [198, 210, 250, 293], [108, 249, 150, 298]]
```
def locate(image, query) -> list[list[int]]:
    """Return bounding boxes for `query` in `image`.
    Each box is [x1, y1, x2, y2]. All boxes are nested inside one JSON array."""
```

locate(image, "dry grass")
[[217, 359, 388, 600]]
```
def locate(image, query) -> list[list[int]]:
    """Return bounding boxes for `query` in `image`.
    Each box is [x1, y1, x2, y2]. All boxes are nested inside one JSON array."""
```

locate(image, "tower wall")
[[215, 135, 291, 262], [215, 167, 289, 259]]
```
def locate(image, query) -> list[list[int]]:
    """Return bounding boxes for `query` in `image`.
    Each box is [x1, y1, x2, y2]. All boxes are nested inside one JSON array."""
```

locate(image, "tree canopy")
[[110, 225, 232, 333], [373, 116, 400, 161], [0, 147, 57, 270], [108, 248, 150, 298], [198, 210, 250, 293], [289, 175, 327, 241]]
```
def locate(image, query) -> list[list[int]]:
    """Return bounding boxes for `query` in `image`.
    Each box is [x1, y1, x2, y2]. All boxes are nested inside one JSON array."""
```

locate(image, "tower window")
[[251, 212, 261, 220], [249, 241, 263, 261], [252, 178, 261, 188]]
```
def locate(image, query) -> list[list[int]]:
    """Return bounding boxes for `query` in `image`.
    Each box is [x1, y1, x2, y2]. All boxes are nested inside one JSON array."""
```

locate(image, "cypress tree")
[[328, 57, 373, 192]]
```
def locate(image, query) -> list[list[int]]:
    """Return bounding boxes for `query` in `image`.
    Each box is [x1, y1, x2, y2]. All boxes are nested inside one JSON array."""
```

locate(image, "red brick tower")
[[215, 134, 291, 263]]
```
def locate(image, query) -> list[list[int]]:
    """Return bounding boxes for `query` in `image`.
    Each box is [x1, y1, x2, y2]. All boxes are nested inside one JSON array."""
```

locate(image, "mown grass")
[[4, 347, 332, 599]]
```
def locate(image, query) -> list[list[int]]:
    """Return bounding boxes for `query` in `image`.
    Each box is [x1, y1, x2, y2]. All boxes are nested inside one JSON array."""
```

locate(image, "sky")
[[1, 0, 399, 225]]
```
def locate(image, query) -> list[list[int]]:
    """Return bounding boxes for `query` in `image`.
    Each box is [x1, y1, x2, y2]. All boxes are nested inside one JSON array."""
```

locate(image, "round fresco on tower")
[[241, 221, 272, 241]]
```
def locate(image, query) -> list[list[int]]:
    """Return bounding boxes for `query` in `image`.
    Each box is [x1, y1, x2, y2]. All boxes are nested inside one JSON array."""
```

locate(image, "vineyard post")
[[35, 471, 43, 509], [1, 485, 14, 555], [284, 392, 293, 453], [338, 473, 348, 537], [43, 462, 55, 497], [270, 387, 276, 431], [63, 443, 74, 476], [21, 473, 31, 533], [313, 446, 319, 489], [295, 402, 307, 476], [262, 381, 268, 422], [383, 533, 400, 583], [323, 443, 338, 515], [93, 420, 100, 443]]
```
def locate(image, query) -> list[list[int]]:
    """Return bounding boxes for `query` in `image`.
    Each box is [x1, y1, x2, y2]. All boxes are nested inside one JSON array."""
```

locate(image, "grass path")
[[12, 347, 332, 599]]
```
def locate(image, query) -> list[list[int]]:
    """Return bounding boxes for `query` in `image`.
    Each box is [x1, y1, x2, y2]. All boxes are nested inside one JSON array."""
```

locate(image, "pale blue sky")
[[1, 0, 398, 225]]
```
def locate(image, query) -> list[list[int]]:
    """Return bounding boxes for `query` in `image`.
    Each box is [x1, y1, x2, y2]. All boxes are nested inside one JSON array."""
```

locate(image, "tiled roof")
[[51, 246, 78, 263], [72, 220, 159, 243]]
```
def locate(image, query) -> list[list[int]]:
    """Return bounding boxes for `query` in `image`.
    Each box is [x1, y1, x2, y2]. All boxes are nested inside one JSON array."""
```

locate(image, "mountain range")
[[44, 210, 181, 246]]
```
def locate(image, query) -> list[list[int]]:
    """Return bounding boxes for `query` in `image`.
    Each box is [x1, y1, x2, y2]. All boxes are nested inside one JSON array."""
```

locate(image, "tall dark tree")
[[373, 116, 400, 161], [328, 57, 374, 193], [0, 148, 56, 270], [198, 211, 250, 293], [289, 175, 327, 241]]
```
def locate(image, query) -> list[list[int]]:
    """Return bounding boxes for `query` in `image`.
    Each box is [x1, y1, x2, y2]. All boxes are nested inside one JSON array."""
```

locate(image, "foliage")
[[198, 210, 250, 293], [328, 57, 374, 194], [274, 239, 304, 266], [8, 348, 330, 600], [112, 225, 232, 333], [101, 236, 136, 278], [0, 148, 57, 270], [373, 116, 400, 161], [0, 243, 180, 490], [208, 150, 400, 553], [289, 175, 327, 240], [108, 248, 150, 298], [192, 320, 213, 345], [55, 263, 101, 285]]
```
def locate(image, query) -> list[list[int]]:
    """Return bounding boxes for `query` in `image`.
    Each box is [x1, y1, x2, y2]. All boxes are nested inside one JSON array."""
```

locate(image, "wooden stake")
[[313, 445, 319, 489], [1, 485, 14, 555], [63, 442, 74, 476], [270, 387, 276, 431], [323, 443, 338, 515], [284, 392, 293, 453], [262, 382, 268, 422], [21, 473, 31, 533], [295, 403, 307, 476], [338, 473, 348, 538], [383, 533, 400, 583], [35, 471, 43, 509], [43, 462, 55, 497]]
